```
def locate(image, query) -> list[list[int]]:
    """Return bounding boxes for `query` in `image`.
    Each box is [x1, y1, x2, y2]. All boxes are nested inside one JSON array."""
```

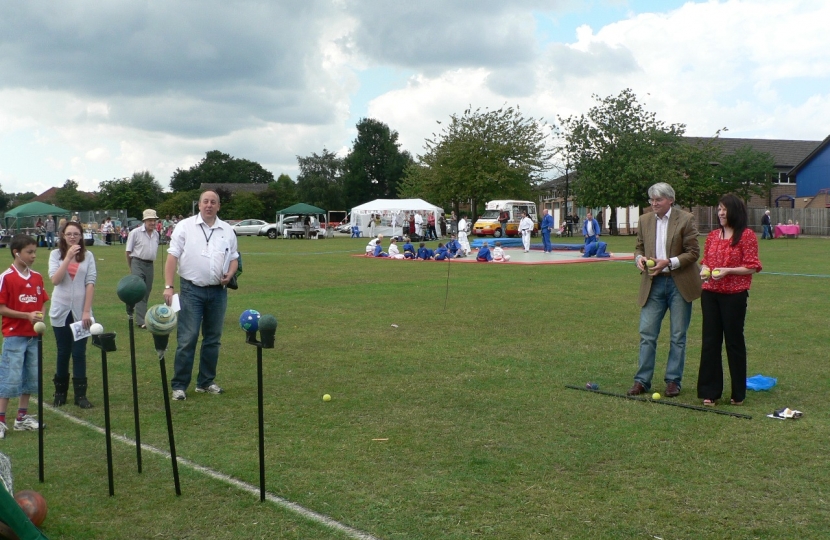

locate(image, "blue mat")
[[470, 238, 584, 251]]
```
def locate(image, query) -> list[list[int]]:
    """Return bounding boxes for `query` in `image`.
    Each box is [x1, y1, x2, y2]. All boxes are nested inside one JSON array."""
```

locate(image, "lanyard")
[[200, 223, 215, 245]]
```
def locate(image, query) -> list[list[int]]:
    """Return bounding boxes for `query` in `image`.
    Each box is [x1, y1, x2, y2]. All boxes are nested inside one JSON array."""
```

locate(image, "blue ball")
[[239, 309, 261, 332]]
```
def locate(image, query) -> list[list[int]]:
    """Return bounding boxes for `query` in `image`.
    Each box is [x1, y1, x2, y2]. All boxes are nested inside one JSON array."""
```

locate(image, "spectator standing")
[[628, 183, 701, 399], [414, 212, 424, 238], [761, 210, 772, 240], [0, 235, 49, 438], [101, 217, 114, 245], [125, 209, 160, 329], [697, 194, 762, 406], [49, 221, 96, 408], [44, 215, 56, 249], [498, 209, 509, 237], [427, 213, 437, 240], [163, 191, 238, 401]]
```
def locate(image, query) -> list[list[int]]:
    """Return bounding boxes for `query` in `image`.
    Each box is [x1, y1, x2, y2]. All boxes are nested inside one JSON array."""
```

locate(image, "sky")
[[1, 0, 828, 196]]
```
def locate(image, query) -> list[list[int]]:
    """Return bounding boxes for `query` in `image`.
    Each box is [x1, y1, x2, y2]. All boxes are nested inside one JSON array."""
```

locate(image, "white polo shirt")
[[167, 214, 239, 287]]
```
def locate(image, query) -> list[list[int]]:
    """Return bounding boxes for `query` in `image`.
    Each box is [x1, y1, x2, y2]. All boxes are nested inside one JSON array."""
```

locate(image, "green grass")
[[4, 234, 830, 539]]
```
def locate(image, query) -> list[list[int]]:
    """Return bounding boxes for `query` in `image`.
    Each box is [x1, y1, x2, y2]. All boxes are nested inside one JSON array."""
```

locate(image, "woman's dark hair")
[[58, 221, 87, 262], [10, 234, 37, 258], [719, 193, 748, 247]]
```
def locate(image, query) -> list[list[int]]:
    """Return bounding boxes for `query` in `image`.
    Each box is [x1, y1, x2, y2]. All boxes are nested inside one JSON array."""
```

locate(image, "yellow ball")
[[645, 259, 655, 268], [712, 270, 721, 276], [322, 394, 331, 402], [652, 392, 661, 400]]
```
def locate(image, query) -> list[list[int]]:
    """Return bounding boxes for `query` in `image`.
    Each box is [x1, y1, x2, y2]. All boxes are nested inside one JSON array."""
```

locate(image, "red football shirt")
[[0, 265, 50, 337]]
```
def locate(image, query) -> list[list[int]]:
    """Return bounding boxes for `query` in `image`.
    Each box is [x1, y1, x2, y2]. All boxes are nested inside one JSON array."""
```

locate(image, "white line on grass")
[[42, 403, 381, 540]]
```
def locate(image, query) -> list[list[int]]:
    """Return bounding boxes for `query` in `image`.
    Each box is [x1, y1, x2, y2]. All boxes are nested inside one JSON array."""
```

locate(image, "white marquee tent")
[[350, 198, 444, 238]]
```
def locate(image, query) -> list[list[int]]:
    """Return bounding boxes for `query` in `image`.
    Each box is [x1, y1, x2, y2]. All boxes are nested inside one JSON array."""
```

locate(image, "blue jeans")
[[542, 229, 552, 252], [172, 279, 228, 391], [762, 224, 772, 239], [54, 313, 88, 379], [0, 337, 39, 397], [46, 231, 55, 248], [635, 275, 693, 390]]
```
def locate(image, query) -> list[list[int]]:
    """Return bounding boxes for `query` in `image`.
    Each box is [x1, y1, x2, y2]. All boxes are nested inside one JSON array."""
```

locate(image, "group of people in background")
[[0, 192, 236, 441]]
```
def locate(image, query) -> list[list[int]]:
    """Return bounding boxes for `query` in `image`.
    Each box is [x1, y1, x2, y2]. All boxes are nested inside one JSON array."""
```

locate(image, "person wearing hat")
[[125, 209, 160, 328]]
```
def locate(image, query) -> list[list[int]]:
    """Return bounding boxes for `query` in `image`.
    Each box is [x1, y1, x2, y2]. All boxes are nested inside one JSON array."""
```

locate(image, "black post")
[[257, 345, 265, 502], [37, 335, 44, 483], [127, 311, 142, 473], [158, 349, 181, 496], [101, 349, 115, 496]]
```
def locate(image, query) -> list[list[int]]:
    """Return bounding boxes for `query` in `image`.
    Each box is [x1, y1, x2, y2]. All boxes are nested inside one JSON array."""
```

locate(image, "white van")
[[473, 200, 538, 238]]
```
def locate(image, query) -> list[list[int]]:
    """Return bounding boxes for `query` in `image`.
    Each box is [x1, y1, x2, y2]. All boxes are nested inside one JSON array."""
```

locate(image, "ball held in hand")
[[645, 259, 655, 268]]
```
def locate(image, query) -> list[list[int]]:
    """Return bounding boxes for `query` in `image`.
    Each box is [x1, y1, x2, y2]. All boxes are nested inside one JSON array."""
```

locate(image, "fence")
[[694, 207, 830, 236]]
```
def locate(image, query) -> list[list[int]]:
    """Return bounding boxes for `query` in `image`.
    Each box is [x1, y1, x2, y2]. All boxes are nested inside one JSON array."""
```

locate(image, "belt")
[[132, 257, 154, 263], [182, 278, 224, 289]]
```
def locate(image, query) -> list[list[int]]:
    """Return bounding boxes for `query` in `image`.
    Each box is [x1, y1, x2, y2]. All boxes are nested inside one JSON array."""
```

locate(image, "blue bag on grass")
[[746, 374, 777, 391]]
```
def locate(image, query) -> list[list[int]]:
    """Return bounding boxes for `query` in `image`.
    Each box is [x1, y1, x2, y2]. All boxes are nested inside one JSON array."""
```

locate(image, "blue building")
[[789, 134, 830, 206]]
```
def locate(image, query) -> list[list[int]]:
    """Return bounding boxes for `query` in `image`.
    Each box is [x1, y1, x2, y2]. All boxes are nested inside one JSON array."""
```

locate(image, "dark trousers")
[[53, 313, 88, 379], [697, 290, 748, 402]]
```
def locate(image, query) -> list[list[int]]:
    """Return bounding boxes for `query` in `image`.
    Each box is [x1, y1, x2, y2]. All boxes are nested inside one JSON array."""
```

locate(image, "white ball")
[[90, 323, 105, 335]]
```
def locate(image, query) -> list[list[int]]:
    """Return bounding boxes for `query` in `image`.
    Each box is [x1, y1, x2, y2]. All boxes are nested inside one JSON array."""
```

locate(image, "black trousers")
[[697, 290, 748, 402]]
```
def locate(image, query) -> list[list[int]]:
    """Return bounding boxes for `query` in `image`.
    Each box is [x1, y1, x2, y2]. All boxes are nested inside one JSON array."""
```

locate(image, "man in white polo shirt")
[[163, 191, 239, 401], [125, 209, 160, 328]]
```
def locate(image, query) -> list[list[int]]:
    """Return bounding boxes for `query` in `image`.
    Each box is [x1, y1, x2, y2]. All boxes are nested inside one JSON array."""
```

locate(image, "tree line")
[[0, 89, 777, 225]]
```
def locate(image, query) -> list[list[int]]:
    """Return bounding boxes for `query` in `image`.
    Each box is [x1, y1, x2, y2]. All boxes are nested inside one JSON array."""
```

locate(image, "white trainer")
[[172, 390, 186, 401], [194, 384, 224, 395], [14, 415, 43, 431], [0, 421, 6, 439]]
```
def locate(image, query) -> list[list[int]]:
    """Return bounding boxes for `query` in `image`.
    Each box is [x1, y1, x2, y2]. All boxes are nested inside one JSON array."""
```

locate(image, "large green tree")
[[55, 180, 96, 212], [557, 89, 718, 233], [342, 118, 413, 208], [157, 190, 200, 218], [295, 150, 344, 211], [716, 145, 777, 202], [260, 174, 299, 219], [97, 171, 164, 218], [399, 105, 554, 211], [169, 150, 275, 192]]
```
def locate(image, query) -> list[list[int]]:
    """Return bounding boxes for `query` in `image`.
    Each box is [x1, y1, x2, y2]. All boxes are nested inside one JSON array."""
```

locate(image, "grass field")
[[3, 233, 829, 539]]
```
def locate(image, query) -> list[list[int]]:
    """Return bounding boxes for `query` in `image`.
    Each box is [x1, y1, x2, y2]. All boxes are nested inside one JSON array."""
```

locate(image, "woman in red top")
[[697, 194, 762, 406]]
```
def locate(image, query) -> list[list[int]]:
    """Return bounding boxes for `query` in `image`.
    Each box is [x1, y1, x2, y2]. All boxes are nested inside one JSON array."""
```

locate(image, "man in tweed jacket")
[[628, 182, 702, 398]]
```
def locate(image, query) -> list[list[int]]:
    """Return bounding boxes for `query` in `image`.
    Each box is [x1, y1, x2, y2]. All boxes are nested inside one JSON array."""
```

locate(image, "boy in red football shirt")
[[0, 235, 49, 439]]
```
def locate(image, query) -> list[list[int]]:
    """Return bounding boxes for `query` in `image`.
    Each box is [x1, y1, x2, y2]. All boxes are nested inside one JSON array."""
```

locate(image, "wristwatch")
[[165, 285, 174, 290]]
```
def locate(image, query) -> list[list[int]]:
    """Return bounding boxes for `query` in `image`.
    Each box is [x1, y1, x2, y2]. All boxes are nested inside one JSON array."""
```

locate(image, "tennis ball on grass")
[[323, 394, 332, 402], [652, 392, 661, 400]]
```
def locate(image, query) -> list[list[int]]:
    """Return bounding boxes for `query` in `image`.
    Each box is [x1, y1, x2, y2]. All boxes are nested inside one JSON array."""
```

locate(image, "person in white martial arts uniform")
[[519, 211, 534, 252], [457, 215, 471, 256]]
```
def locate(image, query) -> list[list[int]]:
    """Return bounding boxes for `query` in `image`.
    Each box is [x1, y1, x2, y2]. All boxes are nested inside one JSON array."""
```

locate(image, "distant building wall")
[[795, 144, 830, 198]]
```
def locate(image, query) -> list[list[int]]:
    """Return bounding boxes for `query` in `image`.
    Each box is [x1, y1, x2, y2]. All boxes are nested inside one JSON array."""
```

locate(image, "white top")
[[389, 243, 401, 256], [458, 218, 467, 232], [167, 214, 239, 287], [493, 247, 506, 260], [126, 226, 160, 260], [654, 207, 679, 271], [519, 216, 534, 233], [48, 249, 96, 327]]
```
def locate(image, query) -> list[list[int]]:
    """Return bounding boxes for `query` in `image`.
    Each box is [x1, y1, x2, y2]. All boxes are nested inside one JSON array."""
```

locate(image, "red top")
[[702, 228, 762, 294], [0, 265, 50, 337]]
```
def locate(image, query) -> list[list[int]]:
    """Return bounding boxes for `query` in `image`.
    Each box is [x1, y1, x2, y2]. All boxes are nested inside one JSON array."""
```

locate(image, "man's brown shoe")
[[627, 382, 647, 396], [665, 382, 680, 397]]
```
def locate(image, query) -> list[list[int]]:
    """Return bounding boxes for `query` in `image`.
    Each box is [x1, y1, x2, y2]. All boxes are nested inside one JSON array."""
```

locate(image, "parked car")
[[233, 219, 273, 236]]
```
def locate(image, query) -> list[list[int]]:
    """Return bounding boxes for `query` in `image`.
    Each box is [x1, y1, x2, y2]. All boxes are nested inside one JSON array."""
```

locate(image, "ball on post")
[[89, 323, 104, 335], [239, 309, 261, 332], [33, 321, 47, 335]]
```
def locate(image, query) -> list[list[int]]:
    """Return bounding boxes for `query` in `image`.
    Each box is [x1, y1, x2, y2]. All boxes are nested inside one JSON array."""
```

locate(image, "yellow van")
[[473, 200, 538, 238]]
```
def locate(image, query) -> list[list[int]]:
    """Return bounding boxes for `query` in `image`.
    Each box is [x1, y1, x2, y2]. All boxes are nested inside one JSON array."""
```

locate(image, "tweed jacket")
[[635, 207, 702, 307]]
